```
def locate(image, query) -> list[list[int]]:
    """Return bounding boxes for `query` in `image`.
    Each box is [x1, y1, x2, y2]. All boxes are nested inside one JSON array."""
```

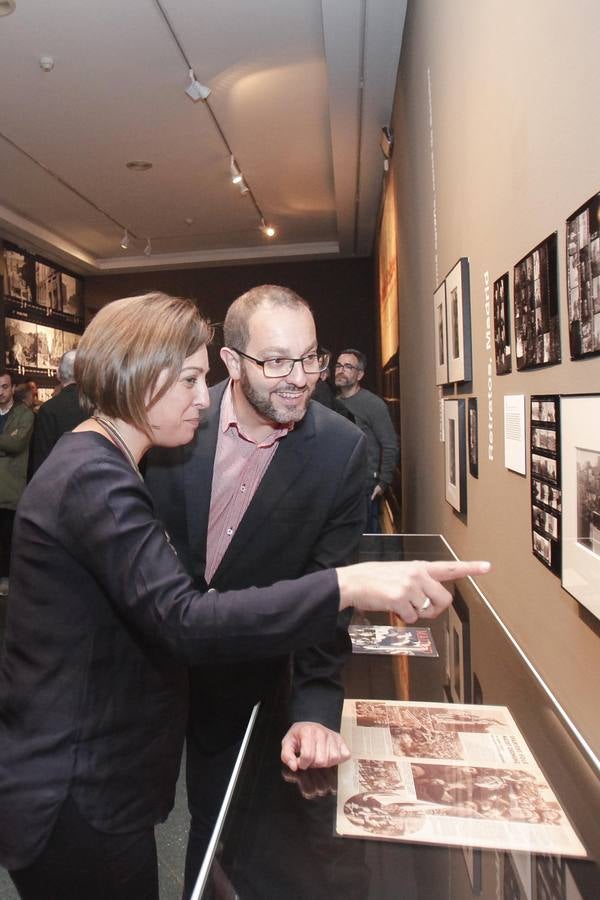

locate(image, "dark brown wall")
[[85, 257, 377, 388]]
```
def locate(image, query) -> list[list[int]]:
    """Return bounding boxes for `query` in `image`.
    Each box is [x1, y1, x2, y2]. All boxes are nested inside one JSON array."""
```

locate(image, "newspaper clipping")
[[336, 700, 585, 857], [349, 626, 438, 657]]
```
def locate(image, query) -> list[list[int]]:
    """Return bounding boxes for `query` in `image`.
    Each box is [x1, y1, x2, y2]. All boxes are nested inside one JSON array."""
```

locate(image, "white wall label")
[[504, 394, 526, 474]]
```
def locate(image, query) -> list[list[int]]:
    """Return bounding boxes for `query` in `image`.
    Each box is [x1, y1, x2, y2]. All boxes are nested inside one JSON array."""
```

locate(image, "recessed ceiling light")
[[184, 218, 194, 226], [126, 160, 153, 172], [0, 0, 16, 16]]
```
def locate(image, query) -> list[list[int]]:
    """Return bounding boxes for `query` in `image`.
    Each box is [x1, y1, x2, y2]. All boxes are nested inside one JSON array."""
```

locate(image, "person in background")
[[311, 351, 354, 421], [146, 285, 365, 892], [13, 382, 38, 411], [0, 369, 35, 595], [0, 292, 490, 900], [29, 350, 86, 476], [335, 349, 399, 532]]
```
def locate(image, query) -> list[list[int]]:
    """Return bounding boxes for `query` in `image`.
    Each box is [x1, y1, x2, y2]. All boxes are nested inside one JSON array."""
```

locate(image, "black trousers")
[[10, 795, 159, 900], [0, 508, 15, 577]]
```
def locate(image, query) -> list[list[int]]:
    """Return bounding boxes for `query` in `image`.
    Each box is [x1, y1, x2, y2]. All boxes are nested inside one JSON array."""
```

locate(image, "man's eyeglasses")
[[232, 348, 330, 378], [335, 362, 361, 372]]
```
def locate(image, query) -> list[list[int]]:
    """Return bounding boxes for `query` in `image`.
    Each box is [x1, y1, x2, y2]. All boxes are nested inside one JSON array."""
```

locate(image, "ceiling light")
[[144, 238, 152, 257], [185, 69, 211, 102], [126, 160, 153, 172], [39, 56, 55, 72], [260, 219, 276, 238], [120, 229, 130, 250], [0, 1, 16, 17], [229, 156, 242, 185]]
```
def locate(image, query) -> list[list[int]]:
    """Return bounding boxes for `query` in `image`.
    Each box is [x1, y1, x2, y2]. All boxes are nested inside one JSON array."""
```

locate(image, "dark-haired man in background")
[[145, 285, 366, 895], [0, 369, 34, 594], [335, 348, 398, 533]]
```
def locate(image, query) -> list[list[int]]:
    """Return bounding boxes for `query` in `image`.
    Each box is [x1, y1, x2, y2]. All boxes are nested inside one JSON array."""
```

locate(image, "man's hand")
[[281, 722, 351, 772]]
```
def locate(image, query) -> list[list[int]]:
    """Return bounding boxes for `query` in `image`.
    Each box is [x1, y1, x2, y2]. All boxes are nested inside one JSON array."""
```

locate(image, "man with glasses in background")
[[145, 285, 366, 894], [335, 349, 398, 532]]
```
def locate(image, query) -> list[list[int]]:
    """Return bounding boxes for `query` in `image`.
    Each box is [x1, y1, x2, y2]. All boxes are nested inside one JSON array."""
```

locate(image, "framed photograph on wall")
[[3, 242, 35, 304], [561, 394, 600, 620], [494, 272, 512, 374], [514, 233, 560, 370], [530, 395, 561, 575], [444, 398, 467, 513], [446, 257, 472, 383], [434, 280, 448, 385], [566, 191, 600, 360], [448, 591, 471, 704], [468, 397, 478, 478]]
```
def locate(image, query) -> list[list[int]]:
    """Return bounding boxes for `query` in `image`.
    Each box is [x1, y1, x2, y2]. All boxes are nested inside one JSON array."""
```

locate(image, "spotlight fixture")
[[0, 0, 16, 17], [120, 229, 130, 250], [185, 69, 211, 102], [144, 238, 152, 257], [229, 156, 242, 185], [239, 180, 249, 196], [260, 219, 276, 238]]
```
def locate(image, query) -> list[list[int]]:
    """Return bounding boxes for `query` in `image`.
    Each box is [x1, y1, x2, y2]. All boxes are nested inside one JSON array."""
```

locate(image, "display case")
[[192, 535, 600, 900]]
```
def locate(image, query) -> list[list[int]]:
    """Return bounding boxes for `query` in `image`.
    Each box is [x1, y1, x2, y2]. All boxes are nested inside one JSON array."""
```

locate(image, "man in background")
[[29, 350, 85, 476], [145, 285, 366, 896], [0, 369, 35, 594], [335, 348, 398, 532]]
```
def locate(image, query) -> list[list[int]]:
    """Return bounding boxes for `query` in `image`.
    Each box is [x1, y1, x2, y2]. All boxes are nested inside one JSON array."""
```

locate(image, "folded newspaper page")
[[349, 625, 438, 657], [336, 700, 585, 856]]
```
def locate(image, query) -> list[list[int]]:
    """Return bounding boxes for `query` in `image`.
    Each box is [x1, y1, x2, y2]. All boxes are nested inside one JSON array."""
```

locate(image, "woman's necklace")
[[92, 415, 143, 482]]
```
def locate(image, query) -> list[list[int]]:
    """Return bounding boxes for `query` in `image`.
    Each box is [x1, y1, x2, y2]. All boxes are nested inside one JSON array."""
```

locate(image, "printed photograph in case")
[[468, 397, 478, 478], [566, 191, 600, 360], [444, 399, 467, 513], [561, 394, 600, 620], [514, 233, 560, 370], [434, 280, 448, 385], [446, 258, 472, 383], [494, 272, 512, 374], [530, 395, 561, 575]]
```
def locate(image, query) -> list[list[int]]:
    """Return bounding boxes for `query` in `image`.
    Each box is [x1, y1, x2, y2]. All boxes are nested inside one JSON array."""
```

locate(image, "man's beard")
[[240, 367, 312, 425]]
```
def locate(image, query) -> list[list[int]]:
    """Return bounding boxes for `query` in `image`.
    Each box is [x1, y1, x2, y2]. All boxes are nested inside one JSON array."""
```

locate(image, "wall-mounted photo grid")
[[530, 396, 561, 575], [566, 191, 600, 360], [1, 241, 83, 388], [514, 233, 560, 370], [2, 242, 84, 328]]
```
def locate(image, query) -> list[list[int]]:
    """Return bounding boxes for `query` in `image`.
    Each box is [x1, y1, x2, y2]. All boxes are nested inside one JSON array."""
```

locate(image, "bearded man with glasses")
[[145, 284, 367, 896]]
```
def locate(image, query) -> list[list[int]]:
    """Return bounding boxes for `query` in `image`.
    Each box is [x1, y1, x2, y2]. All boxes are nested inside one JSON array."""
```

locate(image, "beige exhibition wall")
[[389, 0, 600, 755]]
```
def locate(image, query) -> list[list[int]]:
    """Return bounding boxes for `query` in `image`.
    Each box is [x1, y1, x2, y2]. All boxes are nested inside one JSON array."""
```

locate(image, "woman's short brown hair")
[[76, 292, 211, 436]]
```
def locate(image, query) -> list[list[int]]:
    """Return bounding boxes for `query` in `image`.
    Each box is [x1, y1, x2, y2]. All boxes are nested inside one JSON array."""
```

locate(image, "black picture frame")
[[446, 257, 472, 383], [566, 191, 600, 360], [530, 395, 561, 575], [468, 397, 478, 478], [514, 233, 560, 370], [448, 591, 471, 704], [494, 272, 512, 374], [444, 398, 467, 513]]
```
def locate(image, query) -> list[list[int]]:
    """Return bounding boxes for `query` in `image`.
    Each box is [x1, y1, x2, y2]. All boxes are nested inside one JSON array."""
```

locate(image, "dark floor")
[[0, 590, 190, 899]]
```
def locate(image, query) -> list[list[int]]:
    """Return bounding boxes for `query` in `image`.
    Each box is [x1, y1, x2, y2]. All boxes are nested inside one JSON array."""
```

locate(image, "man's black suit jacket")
[[29, 383, 86, 477], [145, 380, 367, 740]]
